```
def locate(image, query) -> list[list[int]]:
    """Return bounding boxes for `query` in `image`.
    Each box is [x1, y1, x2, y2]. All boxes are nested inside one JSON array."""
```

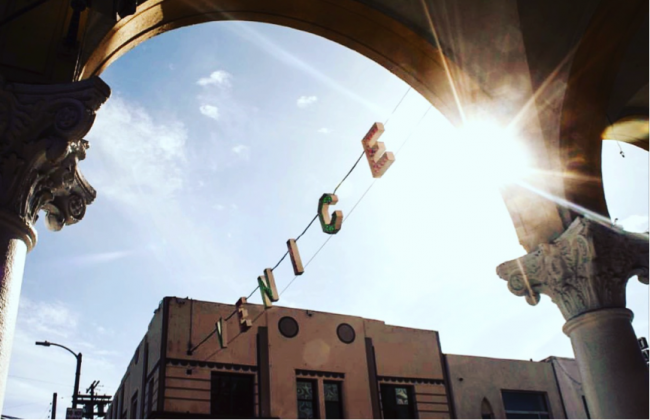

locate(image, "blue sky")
[[5, 21, 648, 419]]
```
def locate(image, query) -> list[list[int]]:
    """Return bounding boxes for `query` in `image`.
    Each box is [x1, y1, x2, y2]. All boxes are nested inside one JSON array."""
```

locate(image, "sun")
[[455, 120, 533, 186]]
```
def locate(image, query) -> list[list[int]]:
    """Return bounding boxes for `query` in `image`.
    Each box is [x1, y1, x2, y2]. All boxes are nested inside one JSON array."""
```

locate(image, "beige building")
[[106, 297, 590, 419]]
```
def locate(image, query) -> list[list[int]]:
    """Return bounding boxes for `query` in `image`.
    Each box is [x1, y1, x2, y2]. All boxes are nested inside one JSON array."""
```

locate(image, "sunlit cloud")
[[297, 95, 318, 108], [197, 70, 232, 87], [318, 127, 331, 134], [213, 204, 226, 211], [84, 95, 187, 206], [200, 104, 220, 120]]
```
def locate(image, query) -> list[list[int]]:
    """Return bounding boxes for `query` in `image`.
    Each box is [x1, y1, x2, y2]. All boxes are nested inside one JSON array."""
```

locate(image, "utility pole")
[[77, 380, 111, 419], [52, 392, 57, 419], [86, 381, 98, 419]]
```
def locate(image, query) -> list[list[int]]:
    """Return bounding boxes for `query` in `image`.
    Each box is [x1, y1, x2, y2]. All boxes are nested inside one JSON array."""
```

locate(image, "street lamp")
[[35, 340, 83, 409]]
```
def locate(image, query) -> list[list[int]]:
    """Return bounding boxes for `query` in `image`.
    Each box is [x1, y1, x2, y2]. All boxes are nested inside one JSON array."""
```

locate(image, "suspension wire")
[[188, 324, 219, 354], [280, 105, 432, 297], [210, 87, 416, 328], [384, 87, 412, 127]]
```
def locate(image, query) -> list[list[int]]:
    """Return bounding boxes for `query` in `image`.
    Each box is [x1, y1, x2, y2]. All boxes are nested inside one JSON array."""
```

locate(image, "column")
[[0, 76, 110, 412], [497, 217, 649, 419]]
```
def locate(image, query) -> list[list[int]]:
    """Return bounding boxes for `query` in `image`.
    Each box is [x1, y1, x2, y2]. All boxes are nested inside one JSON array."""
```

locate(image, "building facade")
[[106, 297, 591, 419]]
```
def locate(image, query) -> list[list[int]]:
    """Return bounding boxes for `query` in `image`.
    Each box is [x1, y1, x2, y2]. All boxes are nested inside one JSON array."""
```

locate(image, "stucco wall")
[[446, 354, 567, 419], [161, 297, 451, 418], [544, 357, 589, 419]]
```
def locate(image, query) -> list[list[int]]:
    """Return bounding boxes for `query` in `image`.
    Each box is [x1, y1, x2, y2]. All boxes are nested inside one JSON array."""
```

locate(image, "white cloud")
[[618, 214, 649, 233], [200, 104, 220, 120], [297, 95, 318, 108], [18, 298, 79, 338], [224, 22, 385, 114], [197, 70, 232, 87], [231, 203, 238, 210], [318, 127, 331, 134], [213, 204, 225, 211], [231, 144, 250, 160], [68, 250, 134, 266], [83, 96, 187, 216]]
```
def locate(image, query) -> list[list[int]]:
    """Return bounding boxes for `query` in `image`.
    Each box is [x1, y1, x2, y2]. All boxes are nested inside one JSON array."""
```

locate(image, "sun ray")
[[419, 0, 467, 124]]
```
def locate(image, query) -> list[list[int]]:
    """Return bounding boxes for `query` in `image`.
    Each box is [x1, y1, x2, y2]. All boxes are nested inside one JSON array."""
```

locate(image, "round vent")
[[278, 316, 299, 338], [337, 323, 355, 344]]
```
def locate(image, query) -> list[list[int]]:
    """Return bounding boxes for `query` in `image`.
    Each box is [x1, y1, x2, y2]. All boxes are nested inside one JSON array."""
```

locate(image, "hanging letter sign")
[[236, 297, 252, 331], [318, 193, 343, 234], [287, 239, 304, 275], [362, 122, 394, 178], [216, 317, 227, 348], [258, 268, 279, 309]]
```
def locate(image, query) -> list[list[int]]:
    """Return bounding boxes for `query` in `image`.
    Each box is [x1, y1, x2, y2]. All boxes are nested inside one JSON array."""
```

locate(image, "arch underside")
[[70, 0, 648, 252]]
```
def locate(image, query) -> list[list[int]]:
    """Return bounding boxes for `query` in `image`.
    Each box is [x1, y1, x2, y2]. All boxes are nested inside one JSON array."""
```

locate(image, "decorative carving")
[[497, 217, 649, 320], [0, 76, 110, 249]]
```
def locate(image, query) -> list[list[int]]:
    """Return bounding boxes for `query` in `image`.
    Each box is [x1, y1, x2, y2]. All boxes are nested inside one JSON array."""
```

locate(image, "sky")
[[4, 21, 649, 419]]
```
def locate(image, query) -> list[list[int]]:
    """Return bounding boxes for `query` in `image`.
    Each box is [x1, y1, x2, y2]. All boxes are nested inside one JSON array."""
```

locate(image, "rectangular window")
[[379, 384, 416, 419], [502, 391, 550, 419], [130, 392, 138, 419], [210, 372, 255, 418], [297, 379, 319, 419], [324, 381, 343, 419]]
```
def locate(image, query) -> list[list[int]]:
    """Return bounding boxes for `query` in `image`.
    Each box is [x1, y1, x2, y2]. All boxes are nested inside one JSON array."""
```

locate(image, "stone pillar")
[[0, 76, 110, 412], [497, 217, 649, 419]]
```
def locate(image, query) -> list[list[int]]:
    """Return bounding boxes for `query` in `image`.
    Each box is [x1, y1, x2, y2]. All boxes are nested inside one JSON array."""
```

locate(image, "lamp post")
[[36, 341, 82, 409]]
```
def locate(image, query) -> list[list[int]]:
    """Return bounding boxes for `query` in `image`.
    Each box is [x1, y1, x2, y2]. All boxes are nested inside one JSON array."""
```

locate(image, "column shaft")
[[0, 227, 28, 415], [564, 308, 649, 419]]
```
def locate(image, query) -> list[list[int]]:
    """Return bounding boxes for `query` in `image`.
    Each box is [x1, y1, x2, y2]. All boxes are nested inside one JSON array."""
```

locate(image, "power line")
[[8, 374, 72, 387]]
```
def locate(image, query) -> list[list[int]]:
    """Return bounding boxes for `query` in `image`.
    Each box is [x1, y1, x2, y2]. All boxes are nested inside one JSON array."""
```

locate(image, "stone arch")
[[558, 0, 648, 220], [78, 0, 483, 129]]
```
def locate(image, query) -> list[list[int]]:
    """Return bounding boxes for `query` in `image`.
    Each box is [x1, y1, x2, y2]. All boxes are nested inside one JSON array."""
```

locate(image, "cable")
[[280, 105, 432, 297], [8, 375, 72, 387], [280, 235, 334, 296], [217, 87, 415, 321], [384, 87, 411, 127], [333, 151, 365, 195]]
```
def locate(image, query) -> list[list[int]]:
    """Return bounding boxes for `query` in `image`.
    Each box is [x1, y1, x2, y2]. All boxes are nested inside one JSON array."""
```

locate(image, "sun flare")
[[456, 120, 533, 186]]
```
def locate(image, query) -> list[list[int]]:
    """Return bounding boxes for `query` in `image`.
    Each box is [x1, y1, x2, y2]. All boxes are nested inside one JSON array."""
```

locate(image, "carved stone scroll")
[[496, 217, 648, 320], [0, 76, 110, 249]]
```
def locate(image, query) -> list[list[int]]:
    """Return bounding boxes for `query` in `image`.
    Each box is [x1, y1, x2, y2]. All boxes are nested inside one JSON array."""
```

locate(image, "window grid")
[[501, 390, 550, 419], [324, 381, 343, 419], [297, 379, 319, 419], [379, 384, 416, 419]]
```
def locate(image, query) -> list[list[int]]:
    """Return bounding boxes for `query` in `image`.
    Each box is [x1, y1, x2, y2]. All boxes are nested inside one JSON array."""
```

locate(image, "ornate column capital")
[[497, 217, 648, 320], [0, 76, 110, 250]]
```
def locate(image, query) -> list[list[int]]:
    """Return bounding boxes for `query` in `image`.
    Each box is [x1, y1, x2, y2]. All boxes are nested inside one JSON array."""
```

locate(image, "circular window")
[[278, 317, 299, 338], [337, 323, 355, 344]]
